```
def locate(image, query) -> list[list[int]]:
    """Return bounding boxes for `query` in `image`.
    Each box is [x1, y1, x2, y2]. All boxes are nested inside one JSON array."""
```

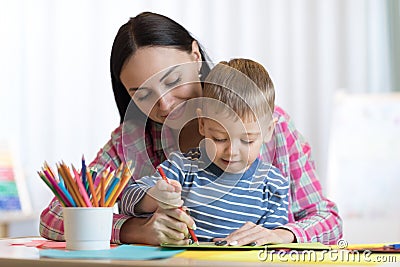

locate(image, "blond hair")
[[203, 58, 275, 122]]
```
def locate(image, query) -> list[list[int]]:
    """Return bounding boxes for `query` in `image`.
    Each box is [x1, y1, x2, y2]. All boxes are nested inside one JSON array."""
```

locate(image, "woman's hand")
[[120, 207, 195, 245], [147, 179, 183, 209], [213, 222, 295, 246]]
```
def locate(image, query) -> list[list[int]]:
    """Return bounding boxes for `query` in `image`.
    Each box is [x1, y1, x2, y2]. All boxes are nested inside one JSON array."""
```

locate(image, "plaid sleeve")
[[273, 107, 343, 245], [39, 197, 64, 241]]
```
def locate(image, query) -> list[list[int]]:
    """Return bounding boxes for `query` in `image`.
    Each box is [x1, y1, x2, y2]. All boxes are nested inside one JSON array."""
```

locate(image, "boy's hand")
[[147, 179, 183, 209], [212, 222, 295, 246], [120, 207, 195, 245]]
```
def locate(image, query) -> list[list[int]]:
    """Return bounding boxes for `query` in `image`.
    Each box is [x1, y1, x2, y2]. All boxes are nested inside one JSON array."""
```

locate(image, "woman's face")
[[120, 45, 203, 128]]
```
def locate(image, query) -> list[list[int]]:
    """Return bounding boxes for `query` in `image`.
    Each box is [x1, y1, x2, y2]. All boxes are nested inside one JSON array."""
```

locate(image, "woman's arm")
[[273, 106, 343, 245]]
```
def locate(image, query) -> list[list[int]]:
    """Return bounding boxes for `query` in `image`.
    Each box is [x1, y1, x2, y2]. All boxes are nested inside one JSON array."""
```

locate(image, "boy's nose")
[[226, 141, 239, 156]]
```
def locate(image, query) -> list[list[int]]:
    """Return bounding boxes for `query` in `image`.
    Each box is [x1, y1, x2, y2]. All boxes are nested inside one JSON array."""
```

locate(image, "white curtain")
[[0, 0, 395, 236]]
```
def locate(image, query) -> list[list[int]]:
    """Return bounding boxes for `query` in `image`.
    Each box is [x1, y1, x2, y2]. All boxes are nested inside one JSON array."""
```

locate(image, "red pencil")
[[157, 166, 199, 245]]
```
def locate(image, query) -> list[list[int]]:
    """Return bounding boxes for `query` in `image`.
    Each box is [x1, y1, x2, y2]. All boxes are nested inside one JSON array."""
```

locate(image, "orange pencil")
[[60, 163, 86, 207], [114, 163, 125, 179], [57, 164, 78, 205], [58, 163, 85, 207], [157, 166, 199, 245], [44, 161, 57, 180], [86, 169, 98, 207], [95, 168, 114, 200], [100, 175, 105, 207]]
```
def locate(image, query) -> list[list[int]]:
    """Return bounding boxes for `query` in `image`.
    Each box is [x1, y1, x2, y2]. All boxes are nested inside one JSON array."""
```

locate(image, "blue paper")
[[39, 244, 184, 260]]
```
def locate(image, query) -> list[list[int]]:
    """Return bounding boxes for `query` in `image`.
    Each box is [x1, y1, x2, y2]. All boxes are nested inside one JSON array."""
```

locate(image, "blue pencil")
[[81, 155, 88, 194], [57, 178, 77, 207], [105, 176, 120, 201]]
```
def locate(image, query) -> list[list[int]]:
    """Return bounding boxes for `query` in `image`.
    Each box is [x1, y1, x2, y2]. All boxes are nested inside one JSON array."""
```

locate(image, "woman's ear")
[[191, 41, 202, 61], [191, 41, 203, 73], [263, 117, 278, 142], [197, 108, 205, 136]]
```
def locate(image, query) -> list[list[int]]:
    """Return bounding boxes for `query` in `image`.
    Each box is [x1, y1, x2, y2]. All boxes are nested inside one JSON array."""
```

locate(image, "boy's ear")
[[263, 117, 278, 142], [197, 108, 205, 136]]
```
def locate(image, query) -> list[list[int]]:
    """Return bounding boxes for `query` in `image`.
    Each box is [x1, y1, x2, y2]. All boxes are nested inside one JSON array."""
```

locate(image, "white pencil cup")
[[63, 207, 113, 250]]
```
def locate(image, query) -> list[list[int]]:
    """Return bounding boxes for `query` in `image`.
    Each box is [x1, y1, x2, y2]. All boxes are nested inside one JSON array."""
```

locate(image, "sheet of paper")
[[177, 248, 400, 263], [11, 240, 66, 248], [39, 244, 184, 260], [161, 242, 330, 250]]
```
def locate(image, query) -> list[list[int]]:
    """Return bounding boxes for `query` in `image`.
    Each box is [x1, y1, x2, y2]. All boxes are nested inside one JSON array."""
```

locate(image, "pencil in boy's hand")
[[157, 166, 199, 245]]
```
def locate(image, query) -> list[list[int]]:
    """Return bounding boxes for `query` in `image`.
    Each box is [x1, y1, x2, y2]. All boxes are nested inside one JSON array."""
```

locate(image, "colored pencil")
[[72, 164, 91, 207], [105, 176, 120, 201], [57, 176, 77, 207], [95, 168, 112, 200], [104, 163, 125, 203], [81, 155, 88, 194], [60, 163, 86, 207], [37, 171, 67, 207], [44, 161, 57, 182], [157, 166, 199, 245], [43, 169, 72, 207], [38, 160, 116, 208], [100, 175, 105, 207], [57, 164, 81, 207], [105, 161, 132, 207], [86, 169, 98, 207]]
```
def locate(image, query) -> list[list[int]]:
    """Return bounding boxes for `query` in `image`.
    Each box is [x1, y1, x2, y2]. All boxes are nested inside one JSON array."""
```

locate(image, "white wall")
[[0, 0, 396, 239]]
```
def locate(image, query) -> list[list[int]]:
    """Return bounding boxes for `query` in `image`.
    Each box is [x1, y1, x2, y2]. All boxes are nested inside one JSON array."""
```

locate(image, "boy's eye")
[[213, 137, 227, 143], [241, 140, 255, 144]]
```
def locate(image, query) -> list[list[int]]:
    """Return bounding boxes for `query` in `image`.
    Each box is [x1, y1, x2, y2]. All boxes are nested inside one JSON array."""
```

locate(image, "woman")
[[40, 12, 342, 245]]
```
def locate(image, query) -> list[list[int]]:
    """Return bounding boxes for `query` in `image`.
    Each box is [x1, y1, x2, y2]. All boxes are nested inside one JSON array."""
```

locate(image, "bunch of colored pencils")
[[37, 156, 132, 208]]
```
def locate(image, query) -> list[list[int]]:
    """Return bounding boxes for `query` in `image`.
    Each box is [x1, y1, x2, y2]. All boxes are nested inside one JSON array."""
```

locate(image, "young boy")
[[120, 59, 289, 243]]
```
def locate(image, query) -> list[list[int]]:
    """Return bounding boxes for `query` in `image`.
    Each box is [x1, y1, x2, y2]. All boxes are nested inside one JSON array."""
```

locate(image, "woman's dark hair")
[[110, 12, 211, 124]]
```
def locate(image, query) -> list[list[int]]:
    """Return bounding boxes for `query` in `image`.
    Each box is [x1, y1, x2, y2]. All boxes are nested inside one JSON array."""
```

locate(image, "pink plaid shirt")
[[39, 106, 342, 244]]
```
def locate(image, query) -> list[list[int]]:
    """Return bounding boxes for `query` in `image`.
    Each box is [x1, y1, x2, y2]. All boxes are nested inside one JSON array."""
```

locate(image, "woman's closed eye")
[[135, 89, 152, 101], [241, 139, 255, 144], [164, 76, 182, 87]]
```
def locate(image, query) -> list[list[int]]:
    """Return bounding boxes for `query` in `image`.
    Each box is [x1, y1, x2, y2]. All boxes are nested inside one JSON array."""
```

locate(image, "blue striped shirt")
[[121, 148, 289, 241]]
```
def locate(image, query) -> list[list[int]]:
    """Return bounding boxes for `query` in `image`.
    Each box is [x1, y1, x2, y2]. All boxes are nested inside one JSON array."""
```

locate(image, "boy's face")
[[198, 108, 272, 174]]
